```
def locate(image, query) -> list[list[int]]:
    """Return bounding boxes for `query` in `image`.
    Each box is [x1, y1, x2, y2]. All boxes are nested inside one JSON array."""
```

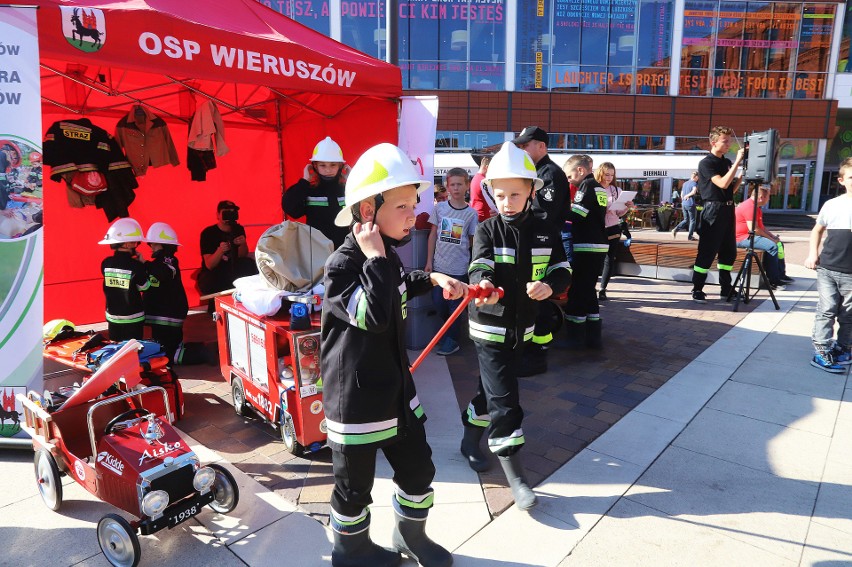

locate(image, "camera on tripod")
[[742, 128, 779, 183]]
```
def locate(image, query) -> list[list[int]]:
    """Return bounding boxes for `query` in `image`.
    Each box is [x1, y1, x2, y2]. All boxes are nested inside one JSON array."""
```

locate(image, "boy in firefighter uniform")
[[282, 136, 350, 249], [562, 154, 609, 348], [99, 217, 150, 341], [143, 222, 189, 364], [322, 143, 466, 567], [462, 142, 571, 509]]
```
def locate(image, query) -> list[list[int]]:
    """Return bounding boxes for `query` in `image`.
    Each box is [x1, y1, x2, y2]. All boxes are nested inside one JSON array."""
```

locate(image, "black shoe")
[[598, 289, 608, 301], [780, 276, 795, 284], [692, 290, 707, 303]]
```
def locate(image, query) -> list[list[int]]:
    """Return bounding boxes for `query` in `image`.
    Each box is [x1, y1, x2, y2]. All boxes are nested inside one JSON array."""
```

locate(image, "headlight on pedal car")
[[193, 466, 216, 492], [141, 489, 170, 517]]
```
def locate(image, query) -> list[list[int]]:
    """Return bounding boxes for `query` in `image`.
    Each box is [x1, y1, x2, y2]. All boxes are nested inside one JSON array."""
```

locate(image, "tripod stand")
[[727, 180, 780, 312]]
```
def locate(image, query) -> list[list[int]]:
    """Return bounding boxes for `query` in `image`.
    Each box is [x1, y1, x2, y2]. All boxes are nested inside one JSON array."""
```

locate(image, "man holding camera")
[[691, 126, 745, 303], [198, 200, 258, 296]]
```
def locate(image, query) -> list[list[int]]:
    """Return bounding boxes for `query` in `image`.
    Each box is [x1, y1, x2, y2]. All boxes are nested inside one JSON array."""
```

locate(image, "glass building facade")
[[258, 0, 849, 211]]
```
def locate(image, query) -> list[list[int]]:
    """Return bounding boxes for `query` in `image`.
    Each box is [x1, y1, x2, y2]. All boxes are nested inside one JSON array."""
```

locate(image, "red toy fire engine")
[[214, 295, 326, 456], [20, 341, 239, 567]]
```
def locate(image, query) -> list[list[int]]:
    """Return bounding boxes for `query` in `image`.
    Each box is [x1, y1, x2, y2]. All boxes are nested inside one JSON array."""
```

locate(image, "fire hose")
[[409, 284, 504, 373]]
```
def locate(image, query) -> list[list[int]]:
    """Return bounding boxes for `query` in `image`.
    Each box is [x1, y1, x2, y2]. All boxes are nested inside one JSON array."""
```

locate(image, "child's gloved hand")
[[303, 162, 319, 186]]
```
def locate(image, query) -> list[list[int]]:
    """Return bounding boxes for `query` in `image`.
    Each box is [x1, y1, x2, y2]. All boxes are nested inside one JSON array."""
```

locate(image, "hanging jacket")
[[468, 212, 571, 349], [320, 231, 433, 452], [282, 176, 348, 249], [144, 250, 189, 327], [115, 106, 180, 176], [187, 99, 229, 156], [567, 174, 609, 254]]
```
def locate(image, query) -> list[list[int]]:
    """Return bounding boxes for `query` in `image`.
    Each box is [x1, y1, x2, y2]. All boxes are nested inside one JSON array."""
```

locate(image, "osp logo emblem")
[[60, 7, 106, 53], [96, 451, 125, 476]]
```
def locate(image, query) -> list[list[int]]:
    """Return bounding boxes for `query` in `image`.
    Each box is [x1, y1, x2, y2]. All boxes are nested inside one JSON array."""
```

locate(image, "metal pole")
[[386, 0, 398, 65]]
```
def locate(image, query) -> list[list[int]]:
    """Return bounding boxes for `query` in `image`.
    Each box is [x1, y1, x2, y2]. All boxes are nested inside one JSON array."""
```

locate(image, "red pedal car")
[[19, 341, 239, 567]]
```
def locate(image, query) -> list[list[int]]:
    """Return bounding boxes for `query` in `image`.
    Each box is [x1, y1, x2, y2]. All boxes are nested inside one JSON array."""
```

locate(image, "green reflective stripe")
[[466, 406, 490, 427], [396, 492, 434, 509], [546, 261, 571, 275], [532, 333, 552, 344], [571, 205, 588, 217], [106, 313, 145, 324], [495, 255, 516, 264], [137, 279, 151, 291], [488, 434, 525, 453], [146, 316, 184, 327], [307, 201, 329, 206], [574, 246, 608, 253], [327, 426, 398, 446], [412, 404, 424, 419], [332, 509, 370, 526], [565, 314, 586, 324], [470, 262, 494, 272], [693, 265, 709, 274], [148, 276, 161, 288], [355, 293, 368, 330], [717, 263, 733, 271], [470, 329, 506, 343], [531, 255, 550, 263]]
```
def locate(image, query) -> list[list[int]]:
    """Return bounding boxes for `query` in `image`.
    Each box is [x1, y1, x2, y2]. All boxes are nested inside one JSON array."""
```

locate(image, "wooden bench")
[[613, 241, 765, 285]]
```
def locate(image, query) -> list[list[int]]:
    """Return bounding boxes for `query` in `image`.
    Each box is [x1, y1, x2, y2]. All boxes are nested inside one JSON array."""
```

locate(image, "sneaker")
[[780, 276, 795, 284], [832, 345, 852, 365], [770, 283, 787, 291], [811, 352, 846, 374], [692, 290, 707, 303], [598, 289, 608, 301], [672, 227, 679, 239], [687, 236, 696, 241], [436, 340, 460, 356]]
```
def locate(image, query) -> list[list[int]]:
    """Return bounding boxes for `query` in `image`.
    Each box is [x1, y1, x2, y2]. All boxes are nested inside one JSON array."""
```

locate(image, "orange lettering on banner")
[[552, 71, 669, 88]]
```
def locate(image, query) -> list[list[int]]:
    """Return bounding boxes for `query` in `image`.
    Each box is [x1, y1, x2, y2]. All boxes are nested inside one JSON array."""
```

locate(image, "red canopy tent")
[[15, 0, 401, 324]]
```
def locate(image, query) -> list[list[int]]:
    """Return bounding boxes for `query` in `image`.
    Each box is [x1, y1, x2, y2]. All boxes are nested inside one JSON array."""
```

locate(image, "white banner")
[[0, 6, 43, 441], [398, 96, 439, 222]]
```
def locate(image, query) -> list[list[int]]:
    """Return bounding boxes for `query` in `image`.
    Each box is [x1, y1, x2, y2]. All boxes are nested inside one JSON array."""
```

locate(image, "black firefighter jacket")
[[468, 211, 571, 350], [568, 174, 609, 254], [320, 232, 433, 452], [282, 177, 349, 249]]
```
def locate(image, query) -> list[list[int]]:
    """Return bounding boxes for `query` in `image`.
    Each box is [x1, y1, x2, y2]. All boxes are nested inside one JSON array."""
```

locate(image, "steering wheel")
[[104, 408, 152, 435]]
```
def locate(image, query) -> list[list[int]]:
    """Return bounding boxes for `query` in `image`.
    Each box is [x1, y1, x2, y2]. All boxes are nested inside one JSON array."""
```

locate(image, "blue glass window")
[[257, 0, 331, 35]]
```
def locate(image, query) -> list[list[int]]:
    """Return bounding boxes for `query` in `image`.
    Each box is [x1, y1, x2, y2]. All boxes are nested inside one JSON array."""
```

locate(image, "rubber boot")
[[174, 341, 209, 365], [332, 527, 401, 567], [563, 320, 587, 349], [516, 343, 547, 377], [585, 319, 602, 350], [460, 426, 490, 472], [392, 513, 453, 567], [498, 453, 537, 510]]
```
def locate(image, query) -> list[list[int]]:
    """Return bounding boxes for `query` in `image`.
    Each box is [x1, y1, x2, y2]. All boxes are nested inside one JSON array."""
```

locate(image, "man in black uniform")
[[691, 126, 745, 302], [197, 200, 258, 298], [512, 126, 571, 374]]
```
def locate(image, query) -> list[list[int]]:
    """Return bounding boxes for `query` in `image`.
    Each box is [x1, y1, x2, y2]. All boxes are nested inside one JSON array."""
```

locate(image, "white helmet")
[[485, 142, 543, 191], [98, 217, 144, 244], [145, 222, 181, 246], [334, 143, 432, 227], [311, 137, 345, 163]]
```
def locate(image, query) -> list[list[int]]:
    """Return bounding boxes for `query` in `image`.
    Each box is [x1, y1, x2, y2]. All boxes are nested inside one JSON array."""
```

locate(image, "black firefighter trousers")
[[692, 202, 736, 293], [331, 410, 436, 532]]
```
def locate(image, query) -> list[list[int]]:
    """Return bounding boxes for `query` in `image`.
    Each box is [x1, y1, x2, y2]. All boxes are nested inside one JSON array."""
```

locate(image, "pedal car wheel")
[[281, 415, 304, 457], [97, 513, 140, 567], [207, 463, 240, 514], [231, 378, 248, 417], [33, 448, 63, 511]]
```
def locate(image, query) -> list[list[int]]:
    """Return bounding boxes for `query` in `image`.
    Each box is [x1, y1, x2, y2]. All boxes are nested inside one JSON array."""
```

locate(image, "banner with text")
[[0, 5, 44, 440]]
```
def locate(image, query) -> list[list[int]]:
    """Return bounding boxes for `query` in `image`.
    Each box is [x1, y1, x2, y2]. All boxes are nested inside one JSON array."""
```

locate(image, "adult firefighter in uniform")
[[282, 136, 350, 249], [691, 126, 745, 302], [322, 143, 465, 567], [562, 154, 609, 348]]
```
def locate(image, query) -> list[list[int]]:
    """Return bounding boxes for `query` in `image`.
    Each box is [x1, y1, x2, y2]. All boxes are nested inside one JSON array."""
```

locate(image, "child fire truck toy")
[[18, 340, 239, 567], [215, 294, 326, 456]]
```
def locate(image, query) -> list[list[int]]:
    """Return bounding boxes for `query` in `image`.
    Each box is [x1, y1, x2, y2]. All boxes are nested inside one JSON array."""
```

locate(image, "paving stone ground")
[[52, 227, 807, 525]]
